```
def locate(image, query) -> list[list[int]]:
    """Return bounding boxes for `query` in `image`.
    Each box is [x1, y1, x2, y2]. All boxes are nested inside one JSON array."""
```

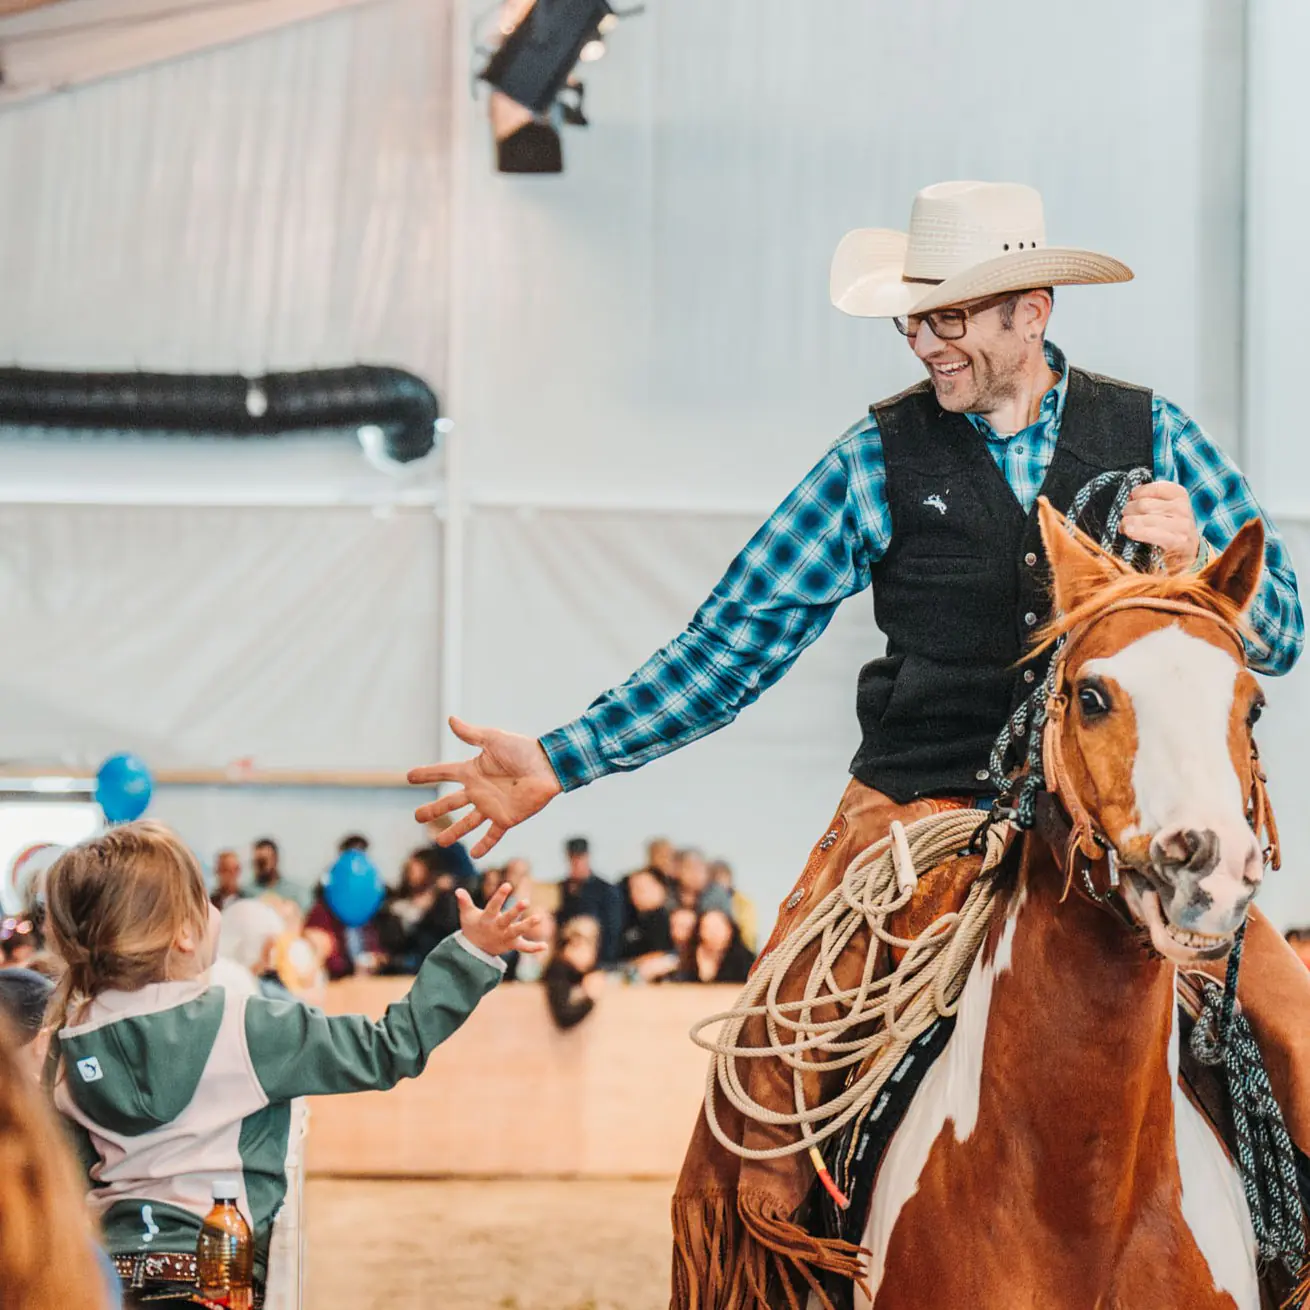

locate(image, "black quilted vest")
[[849, 367, 1154, 801]]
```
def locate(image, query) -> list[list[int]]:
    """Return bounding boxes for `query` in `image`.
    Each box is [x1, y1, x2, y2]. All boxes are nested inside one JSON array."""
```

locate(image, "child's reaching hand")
[[456, 883, 547, 958]]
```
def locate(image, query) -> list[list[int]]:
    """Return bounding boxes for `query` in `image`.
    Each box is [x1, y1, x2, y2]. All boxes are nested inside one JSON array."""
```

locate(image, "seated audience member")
[[219, 898, 307, 1000], [0, 1016, 121, 1309], [0, 966, 53, 1081], [479, 856, 533, 909], [509, 908, 555, 983], [374, 848, 461, 974], [671, 848, 733, 918], [646, 837, 676, 881], [304, 884, 382, 981], [543, 916, 605, 1030], [251, 837, 311, 912], [44, 821, 536, 1310], [1, 912, 39, 968], [338, 833, 370, 853], [669, 905, 697, 961], [210, 848, 247, 911], [675, 909, 757, 985], [424, 817, 480, 888], [555, 837, 622, 966], [709, 858, 758, 952], [620, 867, 674, 959]]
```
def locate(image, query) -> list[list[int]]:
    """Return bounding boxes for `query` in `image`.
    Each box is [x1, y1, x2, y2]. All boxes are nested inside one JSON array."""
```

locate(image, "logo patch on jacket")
[[922, 493, 948, 516], [76, 1056, 104, 1082]]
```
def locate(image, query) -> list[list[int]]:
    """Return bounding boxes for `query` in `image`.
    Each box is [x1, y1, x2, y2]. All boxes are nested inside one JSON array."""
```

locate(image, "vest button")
[[1024, 552, 1038, 567], [1023, 668, 1036, 684], [975, 769, 990, 782], [1024, 611, 1037, 626]]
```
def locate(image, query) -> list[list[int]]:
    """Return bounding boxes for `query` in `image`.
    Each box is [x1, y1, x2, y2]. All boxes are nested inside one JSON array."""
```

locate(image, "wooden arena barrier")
[[306, 979, 735, 1178]]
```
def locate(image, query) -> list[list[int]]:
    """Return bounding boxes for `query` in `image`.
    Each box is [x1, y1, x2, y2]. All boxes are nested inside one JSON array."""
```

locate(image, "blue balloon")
[[95, 753, 153, 823], [324, 850, 384, 927]]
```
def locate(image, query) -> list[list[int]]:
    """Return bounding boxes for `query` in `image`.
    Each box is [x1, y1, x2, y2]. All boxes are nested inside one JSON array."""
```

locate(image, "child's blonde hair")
[[44, 820, 210, 1034]]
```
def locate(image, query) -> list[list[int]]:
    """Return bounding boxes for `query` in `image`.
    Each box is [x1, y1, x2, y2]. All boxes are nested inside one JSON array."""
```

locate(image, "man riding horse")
[[407, 181, 1309, 1304]]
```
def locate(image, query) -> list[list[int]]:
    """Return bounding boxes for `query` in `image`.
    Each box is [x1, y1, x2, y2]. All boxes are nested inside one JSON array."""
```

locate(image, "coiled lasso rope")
[[690, 809, 1011, 1172]]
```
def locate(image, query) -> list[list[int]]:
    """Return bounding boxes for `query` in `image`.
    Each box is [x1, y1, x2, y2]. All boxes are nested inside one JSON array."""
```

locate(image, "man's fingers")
[[449, 716, 490, 748], [470, 824, 507, 860], [442, 809, 489, 845], [407, 763, 467, 787], [1129, 481, 1187, 502], [414, 790, 471, 824]]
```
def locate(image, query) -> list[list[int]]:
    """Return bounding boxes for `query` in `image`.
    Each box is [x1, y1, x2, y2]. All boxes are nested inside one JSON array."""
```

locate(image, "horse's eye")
[[1077, 684, 1110, 719], [1248, 697, 1265, 727]]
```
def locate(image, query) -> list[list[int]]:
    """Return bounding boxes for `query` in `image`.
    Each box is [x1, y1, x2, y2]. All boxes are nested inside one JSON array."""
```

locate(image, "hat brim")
[[830, 227, 1133, 319]]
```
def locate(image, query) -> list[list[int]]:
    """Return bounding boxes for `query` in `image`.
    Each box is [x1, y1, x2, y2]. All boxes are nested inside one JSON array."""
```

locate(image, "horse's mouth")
[[1123, 872, 1235, 963]]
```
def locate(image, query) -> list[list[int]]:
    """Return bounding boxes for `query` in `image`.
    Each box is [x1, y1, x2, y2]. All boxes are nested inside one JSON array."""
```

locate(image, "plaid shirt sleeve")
[[539, 418, 888, 790], [1153, 395, 1304, 675]]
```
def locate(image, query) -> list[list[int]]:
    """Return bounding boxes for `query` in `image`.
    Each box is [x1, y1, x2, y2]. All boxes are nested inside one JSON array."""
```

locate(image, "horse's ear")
[[1037, 496, 1126, 615], [1199, 517, 1265, 615]]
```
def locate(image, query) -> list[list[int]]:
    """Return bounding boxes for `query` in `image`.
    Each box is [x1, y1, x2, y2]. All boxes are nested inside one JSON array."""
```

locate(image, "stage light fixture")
[[476, 0, 642, 174], [480, 0, 613, 116]]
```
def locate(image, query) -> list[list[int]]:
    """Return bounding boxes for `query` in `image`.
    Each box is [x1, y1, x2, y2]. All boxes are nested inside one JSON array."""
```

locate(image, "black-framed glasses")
[[893, 291, 1019, 341]]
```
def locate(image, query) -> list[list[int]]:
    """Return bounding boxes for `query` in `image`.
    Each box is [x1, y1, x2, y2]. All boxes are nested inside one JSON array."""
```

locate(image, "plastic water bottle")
[[196, 1177, 253, 1309]]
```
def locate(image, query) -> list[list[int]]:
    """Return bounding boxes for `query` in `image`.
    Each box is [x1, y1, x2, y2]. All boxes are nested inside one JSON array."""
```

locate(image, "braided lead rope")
[[1190, 924, 1308, 1279], [988, 467, 1162, 824], [691, 810, 1009, 1161]]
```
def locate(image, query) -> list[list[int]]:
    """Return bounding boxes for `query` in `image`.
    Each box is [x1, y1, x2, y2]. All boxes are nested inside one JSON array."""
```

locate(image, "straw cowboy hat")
[[830, 180, 1132, 319]]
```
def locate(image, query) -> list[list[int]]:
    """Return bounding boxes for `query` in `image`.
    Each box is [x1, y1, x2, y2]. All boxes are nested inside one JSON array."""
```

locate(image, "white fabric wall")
[[4, 0, 1306, 931]]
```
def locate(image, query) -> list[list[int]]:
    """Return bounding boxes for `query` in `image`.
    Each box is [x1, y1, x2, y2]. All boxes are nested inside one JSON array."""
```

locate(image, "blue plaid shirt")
[[541, 344, 1304, 790]]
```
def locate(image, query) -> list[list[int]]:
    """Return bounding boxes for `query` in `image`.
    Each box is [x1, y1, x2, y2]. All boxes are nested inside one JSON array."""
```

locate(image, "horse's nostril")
[[1150, 827, 1220, 875]]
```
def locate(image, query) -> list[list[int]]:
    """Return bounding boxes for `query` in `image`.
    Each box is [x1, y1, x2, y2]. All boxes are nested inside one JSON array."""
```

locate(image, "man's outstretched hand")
[[408, 716, 563, 858]]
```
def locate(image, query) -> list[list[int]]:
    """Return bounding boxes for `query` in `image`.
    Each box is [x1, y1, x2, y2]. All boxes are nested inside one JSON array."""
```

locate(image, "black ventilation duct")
[[0, 364, 441, 465]]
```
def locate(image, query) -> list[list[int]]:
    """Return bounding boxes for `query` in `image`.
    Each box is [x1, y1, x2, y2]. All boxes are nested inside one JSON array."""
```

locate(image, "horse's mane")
[[1031, 566, 1253, 661]]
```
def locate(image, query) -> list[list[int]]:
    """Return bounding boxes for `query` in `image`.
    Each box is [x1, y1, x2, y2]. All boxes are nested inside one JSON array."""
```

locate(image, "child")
[[0, 965, 54, 1081], [44, 820, 542, 1308]]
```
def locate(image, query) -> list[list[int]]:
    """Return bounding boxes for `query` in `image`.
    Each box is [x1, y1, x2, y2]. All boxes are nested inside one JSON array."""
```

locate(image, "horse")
[[854, 497, 1279, 1309]]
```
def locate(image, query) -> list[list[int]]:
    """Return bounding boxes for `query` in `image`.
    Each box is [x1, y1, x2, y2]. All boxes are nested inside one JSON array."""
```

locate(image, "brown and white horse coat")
[[857, 501, 1271, 1310]]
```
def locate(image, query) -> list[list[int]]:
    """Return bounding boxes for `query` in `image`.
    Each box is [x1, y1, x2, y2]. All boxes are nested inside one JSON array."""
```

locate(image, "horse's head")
[[1035, 497, 1271, 965]]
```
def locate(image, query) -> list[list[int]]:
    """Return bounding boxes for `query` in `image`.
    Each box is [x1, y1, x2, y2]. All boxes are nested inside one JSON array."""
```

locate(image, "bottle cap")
[[211, 1177, 240, 1203]]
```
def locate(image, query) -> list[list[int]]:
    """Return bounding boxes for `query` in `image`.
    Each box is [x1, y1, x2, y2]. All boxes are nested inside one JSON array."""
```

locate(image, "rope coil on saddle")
[[690, 810, 1008, 1183]]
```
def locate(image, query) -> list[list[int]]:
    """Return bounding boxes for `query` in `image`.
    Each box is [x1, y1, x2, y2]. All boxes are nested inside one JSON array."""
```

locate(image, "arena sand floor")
[[305, 1178, 672, 1309]]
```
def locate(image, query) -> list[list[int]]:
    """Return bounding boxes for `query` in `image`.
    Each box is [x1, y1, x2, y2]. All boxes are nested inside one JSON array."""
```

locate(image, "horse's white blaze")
[[1084, 625, 1257, 921], [855, 890, 1026, 1309], [1169, 984, 1259, 1306]]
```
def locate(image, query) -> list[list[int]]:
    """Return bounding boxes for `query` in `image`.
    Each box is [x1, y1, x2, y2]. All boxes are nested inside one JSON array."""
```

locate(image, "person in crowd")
[[479, 856, 532, 909], [620, 866, 674, 959], [669, 905, 698, 963], [304, 885, 382, 981], [0, 1016, 122, 1309], [555, 837, 622, 966], [338, 833, 370, 853], [1, 912, 39, 968], [219, 898, 300, 1000], [374, 847, 462, 974], [251, 837, 311, 912], [0, 965, 53, 1082], [675, 908, 757, 985], [646, 837, 677, 881], [543, 915, 605, 1030], [671, 848, 733, 918], [424, 817, 480, 888], [709, 858, 757, 952], [210, 848, 247, 911], [43, 820, 540, 1309]]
